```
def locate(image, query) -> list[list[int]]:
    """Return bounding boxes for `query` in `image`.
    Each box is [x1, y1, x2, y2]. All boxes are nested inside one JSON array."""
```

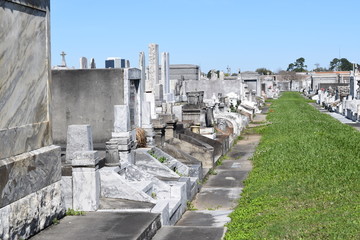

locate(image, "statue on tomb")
[[210, 70, 218, 80], [90, 58, 96, 69], [175, 78, 183, 96], [175, 75, 186, 97], [356, 80, 360, 99]]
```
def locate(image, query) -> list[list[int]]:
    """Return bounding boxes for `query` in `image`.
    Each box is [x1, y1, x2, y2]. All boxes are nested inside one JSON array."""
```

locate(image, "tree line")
[[255, 57, 356, 75]]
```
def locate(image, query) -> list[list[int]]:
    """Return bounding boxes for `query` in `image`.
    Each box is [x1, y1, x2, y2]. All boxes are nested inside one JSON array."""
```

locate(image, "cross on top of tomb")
[[60, 51, 67, 67]]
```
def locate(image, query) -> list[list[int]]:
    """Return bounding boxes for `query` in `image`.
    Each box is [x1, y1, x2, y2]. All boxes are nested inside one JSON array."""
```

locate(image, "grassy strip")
[[225, 92, 360, 239]]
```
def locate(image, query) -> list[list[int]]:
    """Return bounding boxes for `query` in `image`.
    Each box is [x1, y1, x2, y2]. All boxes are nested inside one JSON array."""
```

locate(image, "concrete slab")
[[176, 210, 232, 227], [216, 159, 252, 171], [252, 113, 267, 122], [261, 106, 270, 114], [29, 212, 161, 240], [152, 226, 225, 240], [192, 188, 242, 210], [327, 112, 356, 124]]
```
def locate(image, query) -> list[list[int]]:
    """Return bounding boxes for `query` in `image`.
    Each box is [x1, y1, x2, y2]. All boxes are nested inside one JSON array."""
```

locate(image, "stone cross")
[[61, 51, 67, 67]]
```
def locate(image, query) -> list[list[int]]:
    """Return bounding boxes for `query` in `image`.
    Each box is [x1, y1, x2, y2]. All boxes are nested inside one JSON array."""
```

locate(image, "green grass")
[[187, 201, 198, 211], [208, 168, 217, 175], [147, 150, 167, 163], [216, 154, 229, 166], [66, 208, 85, 216], [225, 92, 360, 240]]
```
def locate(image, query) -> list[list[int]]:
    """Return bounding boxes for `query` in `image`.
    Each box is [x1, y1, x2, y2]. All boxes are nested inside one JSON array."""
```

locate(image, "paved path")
[[29, 207, 161, 240], [153, 114, 265, 240]]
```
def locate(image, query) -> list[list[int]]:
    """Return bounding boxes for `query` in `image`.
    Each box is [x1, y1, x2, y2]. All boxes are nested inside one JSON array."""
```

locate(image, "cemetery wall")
[[51, 69, 126, 145], [312, 77, 338, 90], [169, 64, 200, 81]]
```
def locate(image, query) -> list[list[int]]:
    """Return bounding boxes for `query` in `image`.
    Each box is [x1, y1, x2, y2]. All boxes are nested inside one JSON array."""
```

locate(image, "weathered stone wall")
[[51, 69, 126, 145], [0, 1, 65, 239]]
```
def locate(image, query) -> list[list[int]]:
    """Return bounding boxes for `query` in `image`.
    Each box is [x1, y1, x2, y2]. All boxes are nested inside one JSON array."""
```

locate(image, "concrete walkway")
[[29, 206, 161, 240], [153, 114, 265, 240]]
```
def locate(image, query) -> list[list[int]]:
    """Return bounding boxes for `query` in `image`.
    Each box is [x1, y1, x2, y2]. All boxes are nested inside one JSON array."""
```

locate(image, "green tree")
[[287, 57, 307, 72], [255, 68, 273, 75], [329, 58, 353, 71]]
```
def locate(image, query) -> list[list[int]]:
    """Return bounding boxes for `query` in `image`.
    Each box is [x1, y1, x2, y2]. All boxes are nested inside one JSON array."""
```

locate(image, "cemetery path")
[[310, 102, 360, 131], [152, 114, 266, 240]]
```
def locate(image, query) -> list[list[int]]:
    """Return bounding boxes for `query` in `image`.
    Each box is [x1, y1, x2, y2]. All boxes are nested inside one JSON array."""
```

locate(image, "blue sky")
[[51, 0, 360, 73]]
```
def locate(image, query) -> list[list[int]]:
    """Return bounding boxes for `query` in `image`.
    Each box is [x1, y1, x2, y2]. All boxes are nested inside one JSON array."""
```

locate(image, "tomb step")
[[29, 212, 161, 240]]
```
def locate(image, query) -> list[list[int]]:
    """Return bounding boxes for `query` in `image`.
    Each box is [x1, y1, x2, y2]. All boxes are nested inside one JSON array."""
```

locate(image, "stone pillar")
[[65, 125, 100, 211], [138, 52, 146, 128], [165, 120, 177, 141], [111, 105, 135, 167], [142, 101, 155, 146], [155, 83, 164, 102], [147, 43, 159, 92], [145, 92, 157, 119], [105, 139, 120, 166], [219, 71, 225, 81], [79, 57, 88, 69], [161, 52, 170, 98], [72, 151, 100, 211], [256, 77, 261, 97]]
